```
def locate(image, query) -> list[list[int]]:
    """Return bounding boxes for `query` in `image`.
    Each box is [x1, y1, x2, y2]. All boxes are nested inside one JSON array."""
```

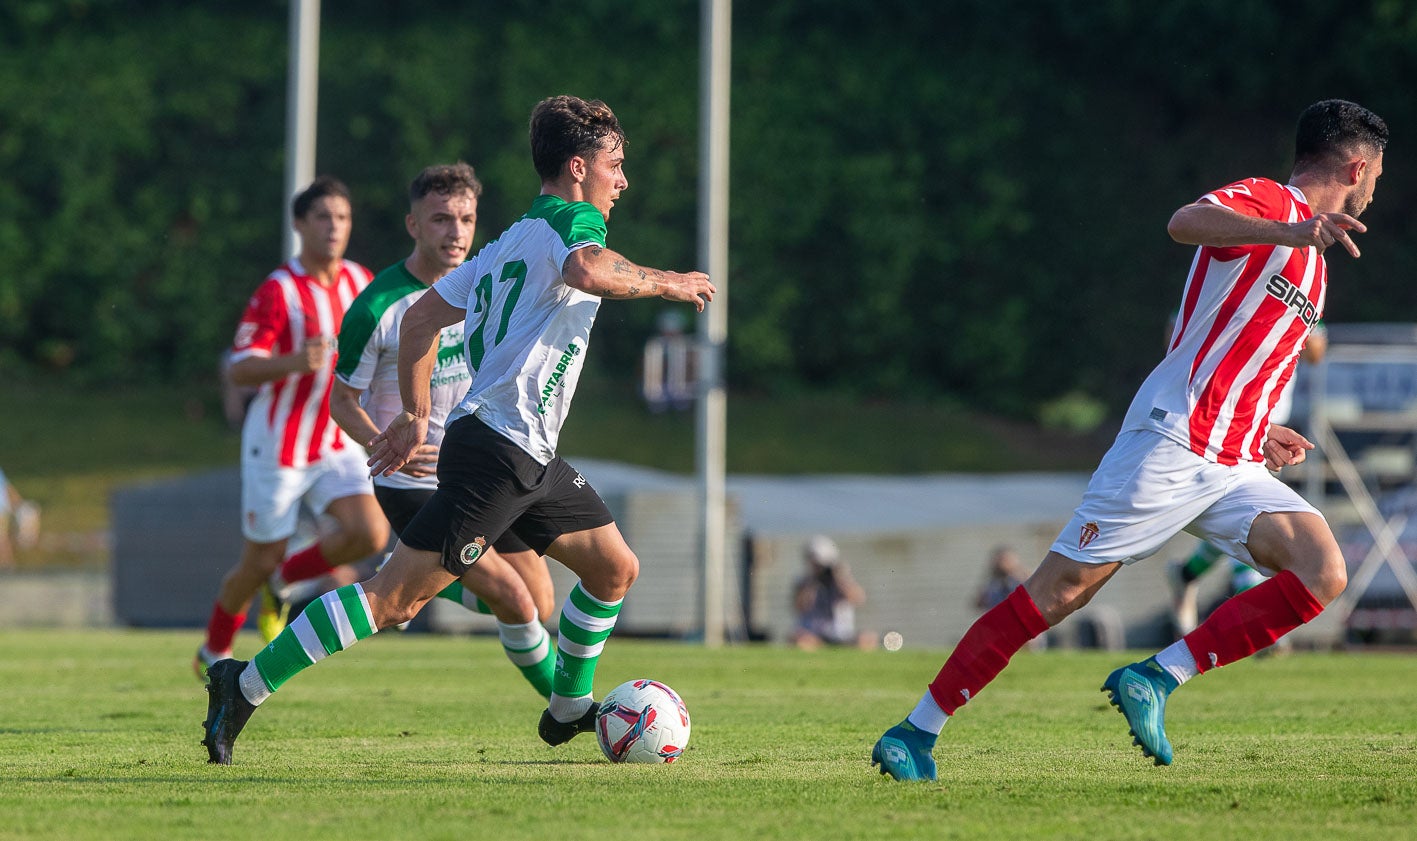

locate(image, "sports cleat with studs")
[[202, 659, 258, 765], [538, 702, 600, 746], [256, 582, 289, 644], [871, 719, 939, 781], [1101, 657, 1180, 766]]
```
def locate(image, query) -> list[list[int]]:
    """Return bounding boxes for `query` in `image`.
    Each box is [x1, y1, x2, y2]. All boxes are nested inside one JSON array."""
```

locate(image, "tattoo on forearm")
[[602, 259, 666, 298]]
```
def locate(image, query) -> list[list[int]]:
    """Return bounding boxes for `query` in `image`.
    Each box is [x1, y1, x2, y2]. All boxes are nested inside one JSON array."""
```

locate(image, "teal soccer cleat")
[[871, 719, 938, 781], [1101, 657, 1180, 766]]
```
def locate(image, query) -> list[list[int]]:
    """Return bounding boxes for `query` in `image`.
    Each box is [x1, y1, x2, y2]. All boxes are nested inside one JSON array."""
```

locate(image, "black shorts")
[[400, 415, 614, 575], [374, 484, 532, 555]]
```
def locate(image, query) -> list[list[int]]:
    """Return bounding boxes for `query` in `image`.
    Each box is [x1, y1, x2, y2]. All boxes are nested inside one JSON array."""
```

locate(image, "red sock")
[[1184, 569, 1323, 673], [204, 603, 246, 655], [928, 586, 1050, 715], [280, 543, 336, 584]]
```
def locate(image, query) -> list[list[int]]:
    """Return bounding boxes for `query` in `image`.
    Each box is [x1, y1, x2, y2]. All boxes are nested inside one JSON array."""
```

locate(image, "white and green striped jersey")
[[434, 194, 607, 464], [336, 262, 471, 489]]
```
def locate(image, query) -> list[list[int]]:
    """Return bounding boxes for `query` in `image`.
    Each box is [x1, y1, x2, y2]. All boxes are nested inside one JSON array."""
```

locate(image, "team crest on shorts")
[[1078, 521, 1100, 550], [460, 536, 487, 565]]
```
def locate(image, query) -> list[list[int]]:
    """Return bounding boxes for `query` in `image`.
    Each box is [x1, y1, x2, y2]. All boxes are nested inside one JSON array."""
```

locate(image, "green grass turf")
[[0, 630, 1412, 840]]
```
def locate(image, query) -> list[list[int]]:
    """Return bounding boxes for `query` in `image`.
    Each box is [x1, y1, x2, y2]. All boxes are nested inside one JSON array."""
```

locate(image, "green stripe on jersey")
[[524, 194, 608, 249], [335, 262, 427, 380]]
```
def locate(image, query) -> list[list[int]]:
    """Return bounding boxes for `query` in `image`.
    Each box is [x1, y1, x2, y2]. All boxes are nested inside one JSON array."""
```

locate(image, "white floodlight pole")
[[283, 0, 321, 259], [697, 0, 731, 647]]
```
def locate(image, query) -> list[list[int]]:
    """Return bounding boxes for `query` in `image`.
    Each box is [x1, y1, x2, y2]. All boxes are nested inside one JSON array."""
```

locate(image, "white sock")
[[548, 693, 594, 722], [239, 662, 271, 706], [1155, 640, 1200, 686], [497, 615, 545, 650], [906, 691, 949, 735]]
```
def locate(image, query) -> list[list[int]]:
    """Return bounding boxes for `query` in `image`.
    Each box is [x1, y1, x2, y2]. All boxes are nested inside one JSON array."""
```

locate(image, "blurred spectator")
[[0, 467, 41, 567], [976, 545, 1051, 650], [791, 535, 874, 650], [641, 309, 695, 412], [975, 545, 1028, 611]]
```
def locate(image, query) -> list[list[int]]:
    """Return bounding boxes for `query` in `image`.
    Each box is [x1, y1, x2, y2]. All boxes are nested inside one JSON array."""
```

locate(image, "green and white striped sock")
[[434, 580, 492, 614], [245, 583, 378, 704], [498, 614, 554, 699], [551, 583, 621, 717]]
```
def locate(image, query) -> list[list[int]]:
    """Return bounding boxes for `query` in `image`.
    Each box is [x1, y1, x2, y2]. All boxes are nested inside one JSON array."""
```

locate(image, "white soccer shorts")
[[1049, 429, 1322, 569], [240, 446, 373, 542]]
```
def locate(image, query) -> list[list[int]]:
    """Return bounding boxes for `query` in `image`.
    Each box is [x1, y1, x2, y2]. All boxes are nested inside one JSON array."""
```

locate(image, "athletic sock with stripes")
[[498, 614, 554, 699], [549, 582, 621, 721], [433, 580, 493, 614], [242, 583, 378, 705], [428, 581, 549, 696]]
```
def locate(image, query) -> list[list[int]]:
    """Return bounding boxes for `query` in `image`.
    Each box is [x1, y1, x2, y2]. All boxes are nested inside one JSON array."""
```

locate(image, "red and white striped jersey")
[[1122, 177, 1325, 466], [231, 257, 373, 468]]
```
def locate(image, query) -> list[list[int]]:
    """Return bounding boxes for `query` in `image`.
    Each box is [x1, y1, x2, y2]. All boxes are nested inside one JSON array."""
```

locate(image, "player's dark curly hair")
[[409, 162, 482, 204], [291, 175, 351, 219], [529, 95, 626, 182], [1294, 100, 1388, 170]]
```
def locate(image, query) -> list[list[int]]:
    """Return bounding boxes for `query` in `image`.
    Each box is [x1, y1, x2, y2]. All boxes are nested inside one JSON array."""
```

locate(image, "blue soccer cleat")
[[1101, 657, 1180, 766], [871, 719, 938, 781]]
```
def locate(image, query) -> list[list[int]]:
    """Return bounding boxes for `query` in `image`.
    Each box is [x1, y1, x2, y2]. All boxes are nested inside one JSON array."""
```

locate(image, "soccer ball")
[[595, 679, 691, 764]]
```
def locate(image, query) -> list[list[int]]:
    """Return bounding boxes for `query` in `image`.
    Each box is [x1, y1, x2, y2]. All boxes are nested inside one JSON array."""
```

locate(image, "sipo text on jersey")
[[1264, 274, 1320, 327]]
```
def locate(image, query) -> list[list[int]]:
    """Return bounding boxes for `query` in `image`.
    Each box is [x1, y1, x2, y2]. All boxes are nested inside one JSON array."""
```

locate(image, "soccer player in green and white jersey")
[[202, 95, 715, 764], [326, 162, 557, 698]]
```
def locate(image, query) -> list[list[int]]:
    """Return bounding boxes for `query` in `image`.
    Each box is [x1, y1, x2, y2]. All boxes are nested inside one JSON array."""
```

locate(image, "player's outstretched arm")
[[1168, 202, 1366, 257], [564, 246, 715, 312]]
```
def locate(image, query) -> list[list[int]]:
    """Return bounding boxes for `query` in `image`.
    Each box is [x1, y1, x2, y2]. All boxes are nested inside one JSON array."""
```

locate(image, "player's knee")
[[242, 542, 285, 576], [362, 520, 391, 555], [1307, 549, 1347, 605], [340, 521, 388, 558], [499, 587, 538, 625], [478, 576, 538, 624], [617, 550, 640, 591], [595, 549, 639, 600]]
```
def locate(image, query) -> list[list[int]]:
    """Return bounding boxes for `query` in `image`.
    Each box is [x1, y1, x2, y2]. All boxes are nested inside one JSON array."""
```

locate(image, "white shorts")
[[1049, 430, 1322, 568], [241, 446, 373, 542]]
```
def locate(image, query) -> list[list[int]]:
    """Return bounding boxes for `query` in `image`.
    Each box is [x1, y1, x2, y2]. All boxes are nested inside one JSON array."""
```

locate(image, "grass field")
[[1, 631, 1413, 841]]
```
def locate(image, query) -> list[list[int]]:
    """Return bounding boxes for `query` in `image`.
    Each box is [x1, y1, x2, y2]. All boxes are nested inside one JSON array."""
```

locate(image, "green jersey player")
[[328, 162, 557, 698], [202, 95, 714, 765]]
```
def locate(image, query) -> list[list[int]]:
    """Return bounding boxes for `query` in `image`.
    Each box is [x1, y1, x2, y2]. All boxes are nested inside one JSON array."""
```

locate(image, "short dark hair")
[[292, 175, 351, 219], [409, 162, 482, 205], [1294, 100, 1388, 171], [529, 95, 626, 182]]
